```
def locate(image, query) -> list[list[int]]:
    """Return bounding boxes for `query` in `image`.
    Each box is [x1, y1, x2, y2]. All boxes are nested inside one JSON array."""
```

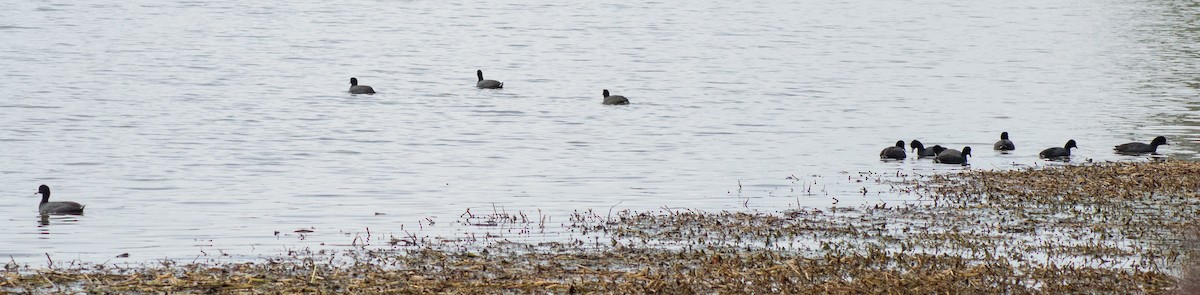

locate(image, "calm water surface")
[[1, 0, 1198, 262]]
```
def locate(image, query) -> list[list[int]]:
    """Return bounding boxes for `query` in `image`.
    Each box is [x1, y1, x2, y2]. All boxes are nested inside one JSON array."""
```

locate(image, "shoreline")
[[4, 161, 1196, 293]]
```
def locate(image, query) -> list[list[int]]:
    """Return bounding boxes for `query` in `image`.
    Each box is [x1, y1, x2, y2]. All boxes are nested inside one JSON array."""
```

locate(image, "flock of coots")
[[29, 71, 633, 216], [349, 70, 631, 105], [28, 73, 1174, 216], [881, 133, 1169, 165]]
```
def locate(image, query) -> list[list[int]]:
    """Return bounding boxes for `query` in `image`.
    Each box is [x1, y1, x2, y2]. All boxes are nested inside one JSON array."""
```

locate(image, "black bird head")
[[1151, 136, 1168, 146]]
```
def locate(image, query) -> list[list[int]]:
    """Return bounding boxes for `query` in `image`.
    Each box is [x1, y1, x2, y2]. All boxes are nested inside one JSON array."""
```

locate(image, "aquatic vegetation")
[[3, 161, 1198, 293]]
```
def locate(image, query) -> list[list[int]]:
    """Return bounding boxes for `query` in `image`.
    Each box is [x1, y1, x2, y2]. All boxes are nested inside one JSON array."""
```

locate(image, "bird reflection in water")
[[38, 214, 81, 227]]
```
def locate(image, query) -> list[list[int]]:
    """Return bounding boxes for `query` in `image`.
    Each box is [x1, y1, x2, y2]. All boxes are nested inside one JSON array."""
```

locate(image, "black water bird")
[[602, 89, 629, 105], [934, 147, 972, 165], [881, 140, 906, 160], [349, 77, 375, 94], [35, 185, 85, 215], [476, 70, 503, 89], [1114, 136, 1168, 155], [1039, 139, 1078, 160], [993, 132, 1015, 151], [910, 140, 946, 158]]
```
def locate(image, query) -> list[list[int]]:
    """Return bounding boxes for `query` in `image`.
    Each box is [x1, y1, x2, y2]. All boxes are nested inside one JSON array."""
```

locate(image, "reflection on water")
[[37, 214, 82, 226], [0, 0, 1197, 262], [37, 213, 82, 238]]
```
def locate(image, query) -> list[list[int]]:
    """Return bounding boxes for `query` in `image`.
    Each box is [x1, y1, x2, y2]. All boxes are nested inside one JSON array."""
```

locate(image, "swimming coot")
[[35, 185, 85, 215], [476, 70, 503, 89], [1114, 136, 1168, 155], [993, 132, 1015, 151], [934, 146, 972, 165], [349, 77, 375, 94], [881, 140, 906, 160], [910, 140, 946, 158], [1039, 139, 1078, 160], [602, 89, 630, 105]]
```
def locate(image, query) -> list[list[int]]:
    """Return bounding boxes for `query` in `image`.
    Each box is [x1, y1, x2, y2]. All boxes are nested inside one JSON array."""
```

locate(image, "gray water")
[[1, 0, 1197, 262]]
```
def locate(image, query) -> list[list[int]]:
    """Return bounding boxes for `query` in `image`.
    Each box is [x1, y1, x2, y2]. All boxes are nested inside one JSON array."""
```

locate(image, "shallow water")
[[1, 0, 1198, 262]]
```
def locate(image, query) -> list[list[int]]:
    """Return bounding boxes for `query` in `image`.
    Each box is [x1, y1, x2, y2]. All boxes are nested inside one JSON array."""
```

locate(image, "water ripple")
[[0, 0, 1196, 263]]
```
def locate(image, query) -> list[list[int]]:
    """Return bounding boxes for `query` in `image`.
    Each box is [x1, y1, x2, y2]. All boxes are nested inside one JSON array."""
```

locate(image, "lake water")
[[1, 0, 1197, 262]]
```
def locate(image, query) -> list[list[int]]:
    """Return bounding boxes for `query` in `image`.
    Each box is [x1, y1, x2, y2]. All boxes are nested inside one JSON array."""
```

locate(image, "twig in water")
[[606, 201, 624, 224], [309, 262, 319, 284], [40, 272, 57, 290]]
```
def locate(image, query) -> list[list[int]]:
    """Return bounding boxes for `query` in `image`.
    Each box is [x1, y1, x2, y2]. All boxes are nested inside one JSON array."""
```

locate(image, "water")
[[1, 0, 1197, 262]]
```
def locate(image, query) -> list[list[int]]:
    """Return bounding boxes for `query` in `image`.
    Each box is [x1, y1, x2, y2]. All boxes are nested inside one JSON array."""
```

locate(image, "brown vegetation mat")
[[3, 161, 1198, 294]]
